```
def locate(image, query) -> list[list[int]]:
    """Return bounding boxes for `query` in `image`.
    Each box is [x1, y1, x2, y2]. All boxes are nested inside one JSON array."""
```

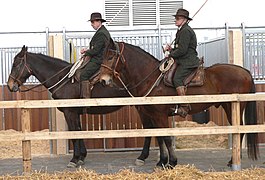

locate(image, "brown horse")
[[7, 46, 166, 168], [99, 40, 259, 167]]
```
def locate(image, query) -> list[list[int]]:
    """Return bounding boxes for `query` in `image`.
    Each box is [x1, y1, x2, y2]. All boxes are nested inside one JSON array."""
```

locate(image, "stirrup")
[[174, 105, 179, 114], [174, 105, 189, 118]]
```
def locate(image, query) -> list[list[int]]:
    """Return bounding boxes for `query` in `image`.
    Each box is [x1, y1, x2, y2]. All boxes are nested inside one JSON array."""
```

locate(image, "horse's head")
[[99, 39, 124, 86], [7, 45, 32, 92]]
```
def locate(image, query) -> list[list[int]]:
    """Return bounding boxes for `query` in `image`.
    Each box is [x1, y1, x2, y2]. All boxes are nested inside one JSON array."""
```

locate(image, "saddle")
[[73, 58, 100, 90], [163, 57, 205, 87]]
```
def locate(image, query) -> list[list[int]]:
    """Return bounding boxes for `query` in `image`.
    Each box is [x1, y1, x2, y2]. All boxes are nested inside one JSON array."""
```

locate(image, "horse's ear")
[[22, 45, 28, 52]]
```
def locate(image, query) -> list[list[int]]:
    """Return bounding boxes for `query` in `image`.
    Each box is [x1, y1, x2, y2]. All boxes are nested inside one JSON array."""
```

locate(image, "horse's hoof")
[[67, 162, 77, 168], [168, 160, 177, 168], [155, 163, 167, 170], [227, 163, 232, 168], [135, 159, 145, 166], [77, 160, 85, 166], [227, 160, 232, 167], [164, 164, 174, 169]]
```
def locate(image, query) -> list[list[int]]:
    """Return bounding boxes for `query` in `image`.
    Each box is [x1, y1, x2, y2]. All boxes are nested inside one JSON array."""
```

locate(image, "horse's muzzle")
[[7, 78, 19, 92], [99, 74, 113, 86]]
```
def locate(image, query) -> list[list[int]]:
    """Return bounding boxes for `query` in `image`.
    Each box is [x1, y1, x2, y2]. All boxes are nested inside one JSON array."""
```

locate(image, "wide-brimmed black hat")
[[88, 12, 106, 22], [173, 8, 192, 20]]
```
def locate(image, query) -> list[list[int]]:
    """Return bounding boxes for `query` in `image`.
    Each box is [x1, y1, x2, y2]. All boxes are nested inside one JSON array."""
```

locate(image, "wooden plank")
[[1, 93, 265, 109], [1, 125, 265, 141]]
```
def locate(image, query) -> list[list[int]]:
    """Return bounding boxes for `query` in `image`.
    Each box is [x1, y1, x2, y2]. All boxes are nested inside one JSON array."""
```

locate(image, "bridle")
[[100, 42, 166, 97], [9, 52, 33, 86], [101, 42, 126, 79], [9, 52, 71, 92]]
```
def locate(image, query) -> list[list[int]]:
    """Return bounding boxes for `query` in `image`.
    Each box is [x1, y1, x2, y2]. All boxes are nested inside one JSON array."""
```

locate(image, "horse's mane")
[[109, 39, 159, 62], [29, 52, 70, 67], [123, 42, 158, 61]]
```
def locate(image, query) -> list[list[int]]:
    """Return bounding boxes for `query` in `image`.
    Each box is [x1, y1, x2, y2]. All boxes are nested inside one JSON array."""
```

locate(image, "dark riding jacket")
[[169, 23, 199, 68], [85, 25, 110, 65], [80, 25, 111, 81]]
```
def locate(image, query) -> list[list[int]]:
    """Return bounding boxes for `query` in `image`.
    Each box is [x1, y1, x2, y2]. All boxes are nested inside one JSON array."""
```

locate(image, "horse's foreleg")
[[135, 137, 151, 166], [78, 139, 87, 165], [63, 109, 87, 168], [163, 136, 177, 168], [156, 137, 169, 167], [135, 108, 155, 166], [67, 139, 81, 168]]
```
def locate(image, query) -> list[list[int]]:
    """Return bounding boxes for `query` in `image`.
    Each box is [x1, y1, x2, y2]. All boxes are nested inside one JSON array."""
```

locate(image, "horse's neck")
[[28, 53, 70, 88], [124, 45, 160, 92]]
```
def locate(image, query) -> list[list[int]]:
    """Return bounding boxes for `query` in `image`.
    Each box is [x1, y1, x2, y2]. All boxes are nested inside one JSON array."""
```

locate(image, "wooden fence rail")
[[1, 93, 265, 173]]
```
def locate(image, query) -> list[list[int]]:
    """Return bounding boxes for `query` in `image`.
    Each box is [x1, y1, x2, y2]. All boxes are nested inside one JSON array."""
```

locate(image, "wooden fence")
[[1, 93, 265, 173]]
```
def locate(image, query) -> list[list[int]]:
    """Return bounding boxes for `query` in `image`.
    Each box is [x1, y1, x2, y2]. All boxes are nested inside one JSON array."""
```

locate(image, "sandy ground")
[[0, 129, 50, 159], [0, 121, 228, 159]]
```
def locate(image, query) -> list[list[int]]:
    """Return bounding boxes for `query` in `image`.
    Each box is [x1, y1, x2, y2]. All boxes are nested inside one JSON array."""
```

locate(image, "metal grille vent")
[[132, 0, 156, 26], [105, 0, 183, 27], [105, 0, 130, 26], [160, 0, 183, 25]]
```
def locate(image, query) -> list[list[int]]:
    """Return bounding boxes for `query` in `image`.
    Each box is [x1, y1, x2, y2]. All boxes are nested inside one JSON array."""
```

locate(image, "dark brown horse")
[[7, 46, 165, 168], [99, 40, 259, 167]]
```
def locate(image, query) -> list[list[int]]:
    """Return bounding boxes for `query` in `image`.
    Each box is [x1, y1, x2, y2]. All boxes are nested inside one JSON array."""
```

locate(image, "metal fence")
[[0, 46, 47, 85], [1, 26, 265, 86], [63, 29, 173, 63], [243, 30, 265, 81], [197, 37, 228, 67]]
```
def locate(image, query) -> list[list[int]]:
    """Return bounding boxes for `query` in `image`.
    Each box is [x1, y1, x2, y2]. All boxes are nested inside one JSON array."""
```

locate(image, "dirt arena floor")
[[0, 148, 265, 176]]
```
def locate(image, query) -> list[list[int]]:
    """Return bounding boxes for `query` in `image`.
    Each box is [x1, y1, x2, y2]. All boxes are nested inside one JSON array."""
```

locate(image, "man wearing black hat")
[[165, 8, 200, 117], [80, 12, 111, 98]]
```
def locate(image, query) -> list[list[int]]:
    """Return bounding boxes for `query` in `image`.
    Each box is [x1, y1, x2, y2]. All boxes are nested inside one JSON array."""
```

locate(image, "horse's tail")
[[244, 76, 259, 160]]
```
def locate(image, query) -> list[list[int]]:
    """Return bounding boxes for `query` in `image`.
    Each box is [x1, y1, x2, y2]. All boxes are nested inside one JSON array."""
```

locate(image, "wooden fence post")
[[231, 101, 241, 170], [48, 35, 68, 155], [21, 108, 31, 173], [229, 30, 243, 66]]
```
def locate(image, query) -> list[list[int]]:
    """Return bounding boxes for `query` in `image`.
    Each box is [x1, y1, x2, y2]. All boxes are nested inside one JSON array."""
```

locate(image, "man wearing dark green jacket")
[[165, 9, 200, 117], [80, 12, 111, 98]]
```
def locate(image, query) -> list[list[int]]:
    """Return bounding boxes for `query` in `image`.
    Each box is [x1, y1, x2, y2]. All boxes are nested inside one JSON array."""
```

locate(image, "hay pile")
[[175, 121, 228, 149], [1, 165, 265, 179], [0, 129, 50, 159]]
